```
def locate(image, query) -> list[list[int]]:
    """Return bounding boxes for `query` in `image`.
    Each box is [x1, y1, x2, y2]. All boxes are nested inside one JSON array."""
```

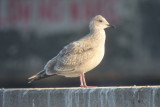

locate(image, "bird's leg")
[[80, 74, 84, 87], [82, 73, 87, 87], [80, 73, 97, 87], [80, 73, 87, 87]]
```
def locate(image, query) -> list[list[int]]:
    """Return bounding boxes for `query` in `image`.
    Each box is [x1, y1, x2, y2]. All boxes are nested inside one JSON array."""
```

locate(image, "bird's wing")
[[44, 57, 57, 75], [52, 41, 94, 74]]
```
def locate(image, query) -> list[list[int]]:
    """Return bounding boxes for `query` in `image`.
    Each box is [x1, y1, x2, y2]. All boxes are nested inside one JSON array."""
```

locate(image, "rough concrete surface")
[[0, 86, 160, 107]]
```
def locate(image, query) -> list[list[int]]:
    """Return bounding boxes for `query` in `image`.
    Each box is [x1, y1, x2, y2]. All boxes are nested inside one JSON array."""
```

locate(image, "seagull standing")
[[28, 15, 114, 87]]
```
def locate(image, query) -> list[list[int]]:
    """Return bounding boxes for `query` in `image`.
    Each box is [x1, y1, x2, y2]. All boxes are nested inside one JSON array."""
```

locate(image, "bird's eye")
[[99, 20, 103, 22]]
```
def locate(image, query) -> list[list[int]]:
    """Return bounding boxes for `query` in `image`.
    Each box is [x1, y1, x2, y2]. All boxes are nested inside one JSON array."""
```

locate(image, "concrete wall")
[[1, 86, 160, 107]]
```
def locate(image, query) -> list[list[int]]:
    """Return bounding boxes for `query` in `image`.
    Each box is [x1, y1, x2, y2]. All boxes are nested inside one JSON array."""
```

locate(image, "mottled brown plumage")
[[28, 15, 113, 87]]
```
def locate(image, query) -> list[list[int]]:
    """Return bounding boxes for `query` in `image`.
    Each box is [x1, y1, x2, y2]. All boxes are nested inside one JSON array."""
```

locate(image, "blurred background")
[[0, 0, 160, 88]]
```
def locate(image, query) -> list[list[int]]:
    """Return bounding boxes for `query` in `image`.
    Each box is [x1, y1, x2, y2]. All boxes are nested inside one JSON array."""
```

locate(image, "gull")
[[28, 15, 114, 87]]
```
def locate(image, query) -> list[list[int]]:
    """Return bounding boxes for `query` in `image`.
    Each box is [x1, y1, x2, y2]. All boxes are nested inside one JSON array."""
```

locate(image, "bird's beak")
[[108, 24, 116, 29]]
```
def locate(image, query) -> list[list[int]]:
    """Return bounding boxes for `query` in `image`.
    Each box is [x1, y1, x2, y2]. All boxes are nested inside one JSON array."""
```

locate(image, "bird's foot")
[[80, 85, 97, 88]]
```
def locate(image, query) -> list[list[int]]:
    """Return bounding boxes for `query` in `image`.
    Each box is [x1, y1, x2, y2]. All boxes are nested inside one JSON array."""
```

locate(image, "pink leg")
[[82, 73, 87, 87], [80, 73, 97, 87], [80, 74, 84, 87], [80, 73, 87, 87]]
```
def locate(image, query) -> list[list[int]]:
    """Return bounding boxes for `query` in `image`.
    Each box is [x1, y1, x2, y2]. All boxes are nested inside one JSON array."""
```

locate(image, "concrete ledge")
[[1, 86, 160, 107]]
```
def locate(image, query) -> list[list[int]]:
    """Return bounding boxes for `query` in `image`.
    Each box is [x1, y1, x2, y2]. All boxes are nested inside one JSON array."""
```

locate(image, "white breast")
[[78, 31, 106, 73]]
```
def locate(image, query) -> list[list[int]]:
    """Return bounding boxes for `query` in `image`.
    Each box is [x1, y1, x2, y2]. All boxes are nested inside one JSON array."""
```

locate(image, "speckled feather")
[[28, 15, 111, 83]]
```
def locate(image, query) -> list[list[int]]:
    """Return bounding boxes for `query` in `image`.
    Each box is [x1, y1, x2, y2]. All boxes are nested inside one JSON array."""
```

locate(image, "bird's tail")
[[28, 70, 53, 83]]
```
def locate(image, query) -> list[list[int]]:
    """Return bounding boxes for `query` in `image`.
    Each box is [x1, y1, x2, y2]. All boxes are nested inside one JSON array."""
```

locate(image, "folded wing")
[[45, 41, 94, 75]]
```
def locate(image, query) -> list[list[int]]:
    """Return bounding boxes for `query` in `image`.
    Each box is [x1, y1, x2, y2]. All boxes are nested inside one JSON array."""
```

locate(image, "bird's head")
[[89, 15, 114, 31]]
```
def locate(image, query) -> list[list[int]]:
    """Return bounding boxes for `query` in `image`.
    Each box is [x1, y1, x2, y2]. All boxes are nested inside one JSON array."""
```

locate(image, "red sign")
[[0, 0, 121, 33]]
